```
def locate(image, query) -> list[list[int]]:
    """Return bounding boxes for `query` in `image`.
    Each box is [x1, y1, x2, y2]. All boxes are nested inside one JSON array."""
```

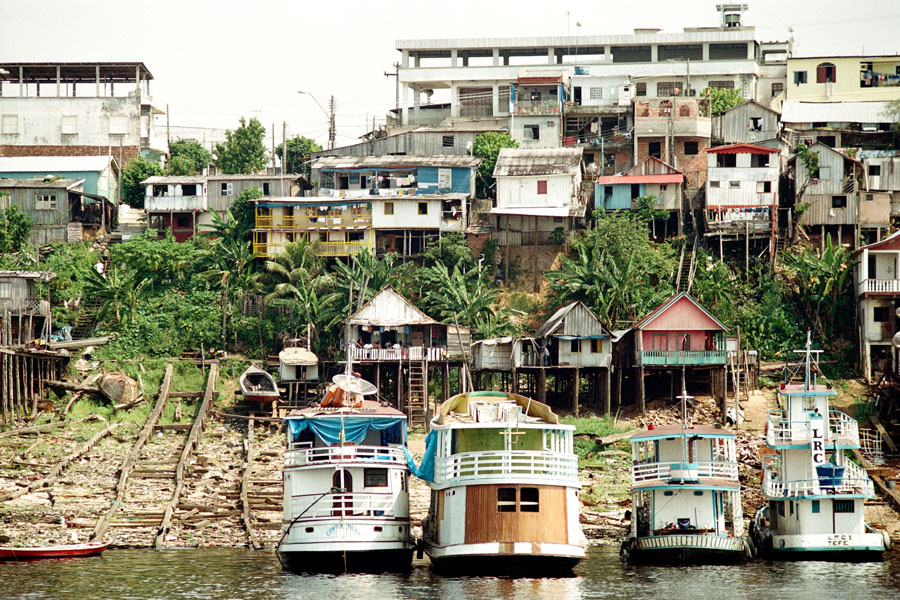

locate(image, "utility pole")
[[165, 103, 170, 156], [271, 124, 276, 172], [328, 95, 336, 150], [384, 63, 400, 111], [282, 121, 287, 195]]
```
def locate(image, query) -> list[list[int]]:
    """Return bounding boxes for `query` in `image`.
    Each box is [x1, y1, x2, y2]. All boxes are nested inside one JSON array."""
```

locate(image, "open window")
[[497, 488, 517, 512], [816, 62, 836, 83]]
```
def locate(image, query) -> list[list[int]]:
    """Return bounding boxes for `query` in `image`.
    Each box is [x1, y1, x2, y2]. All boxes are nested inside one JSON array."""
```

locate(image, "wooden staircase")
[[675, 236, 698, 294], [407, 360, 427, 430], [71, 297, 102, 339]]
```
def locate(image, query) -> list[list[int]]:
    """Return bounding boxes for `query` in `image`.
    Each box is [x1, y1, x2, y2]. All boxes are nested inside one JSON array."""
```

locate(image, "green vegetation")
[[121, 158, 163, 208], [472, 131, 518, 198], [214, 117, 267, 175], [0, 205, 34, 253], [275, 136, 323, 174], [168, 138, 212, 175], [704, 86, 744, 116]]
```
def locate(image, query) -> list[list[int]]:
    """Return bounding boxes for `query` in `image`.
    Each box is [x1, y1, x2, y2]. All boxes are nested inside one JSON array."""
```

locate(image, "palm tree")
[[420, 261, 499, 328], [201, 237, 258, 348], [85, 265, 148, 326], [319, 249, 412, 326]]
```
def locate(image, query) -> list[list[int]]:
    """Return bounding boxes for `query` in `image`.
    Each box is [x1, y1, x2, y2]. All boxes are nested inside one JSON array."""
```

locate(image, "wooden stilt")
[[638, 366, 646, 415], [604, 368, 612, 415], [538, 368, 546, 406], [573, 367, 579, 417]]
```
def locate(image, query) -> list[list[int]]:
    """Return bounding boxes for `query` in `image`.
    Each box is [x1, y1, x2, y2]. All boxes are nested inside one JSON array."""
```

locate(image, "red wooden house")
[[616, 293, 728, 412]]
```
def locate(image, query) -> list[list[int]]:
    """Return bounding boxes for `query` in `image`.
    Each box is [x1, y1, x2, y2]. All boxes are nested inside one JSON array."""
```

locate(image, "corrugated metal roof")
[[0, 177, 83, 190], [313, 155, 481, 170], [781, 101, 898, 124], [595, 174, 683, 184], [0, 270, 55, 281], [344, 286, 439, 326], [533, 301, 609, 339], [707, 143, 780, 155], [493, 148, 583, 177], [632, 293, 727, 332], [0, 156, 116, 173], [141, 175, 206, 185]]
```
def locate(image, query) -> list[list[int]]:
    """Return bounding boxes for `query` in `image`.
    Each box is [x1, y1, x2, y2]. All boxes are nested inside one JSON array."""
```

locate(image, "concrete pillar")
[[650, 44, 658, 63], [493, 48, 500, 66], [19, 65, 23, 97], [414, 55, 421, 68], [747, 42, 754, 60], [401, 83, 409, 125], [451, 49, 458, 67], [450, 83, 460, 118], [401, 50, 410, 68], [702, 44, 710, 61], [547, 47, 555, 64], [56, 66, 60, 97], [413, 88, 421, 123], [96, 65, 100, 97], [462, 53, 469, 67], [492, 83, 500, 117]]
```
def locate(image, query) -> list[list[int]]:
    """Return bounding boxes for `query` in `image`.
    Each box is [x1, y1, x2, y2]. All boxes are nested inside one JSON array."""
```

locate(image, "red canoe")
[[0, 542, 108, 560]]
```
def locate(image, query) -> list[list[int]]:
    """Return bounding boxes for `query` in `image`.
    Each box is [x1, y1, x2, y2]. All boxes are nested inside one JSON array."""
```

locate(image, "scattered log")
[[114, 395, 145, 411], [574, 429, 637, 445], [0, 418, 84, 439], [62, 374, 103, 417], [154, 363, 218, 549], [168, 392, 203, 399], [91, 364, 173, 542], [0, 421, 119, 502], [213, 411, 283, 423]]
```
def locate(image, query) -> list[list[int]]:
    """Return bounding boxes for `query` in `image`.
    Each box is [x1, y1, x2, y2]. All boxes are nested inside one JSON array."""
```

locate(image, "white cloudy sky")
[[1, 0, 899, 148]]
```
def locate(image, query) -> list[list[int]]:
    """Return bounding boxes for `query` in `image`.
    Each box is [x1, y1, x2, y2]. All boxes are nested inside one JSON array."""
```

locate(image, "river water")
[[4, 546, 899, 600]]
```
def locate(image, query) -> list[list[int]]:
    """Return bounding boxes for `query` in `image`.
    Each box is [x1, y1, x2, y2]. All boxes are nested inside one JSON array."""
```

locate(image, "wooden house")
[[712, 100, 781, 144], [794, 142, 864, 248], [595, 156, 685, 237], [0, 270, 54, 345], [617, 293, 728, 413], [0, 178, 116, 244], [342, 286, 470, 428], [855, 231, 900, 382]]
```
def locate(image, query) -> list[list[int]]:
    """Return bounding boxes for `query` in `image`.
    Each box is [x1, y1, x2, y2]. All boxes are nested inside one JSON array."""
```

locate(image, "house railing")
[[255, 214, 372, 229], [631, 460, 739, 484], [858, 278, 900, 295], [765, 410, 860, 447], [640, 350, 726, 366], [284, 445, 406, 465], [289, 492, 399, 519], [762, 461, 874, 498], [513, 99, 562, 114], [252, 239, 374, 258], [434, 450, 578, 484], [350, 346, 446, 362]]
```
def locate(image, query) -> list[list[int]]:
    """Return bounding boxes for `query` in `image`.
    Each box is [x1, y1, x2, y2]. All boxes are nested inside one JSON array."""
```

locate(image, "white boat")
[[751, 332, 890, 560], [276, 374, 413, 573], [620, 420, 749, 564], [239, 365, 280, 404], [413, 391, 585, 575]]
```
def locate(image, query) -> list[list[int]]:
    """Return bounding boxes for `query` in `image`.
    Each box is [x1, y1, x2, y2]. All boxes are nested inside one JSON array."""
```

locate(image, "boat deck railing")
[[762, 461, 874, 497], [434, 450, 578, 484], [634, 533, 745, 553], [289, 492, 400, 519], [765, 410, 860, 447], [285, 445, 406, 467], [631, 460, 739, 483]]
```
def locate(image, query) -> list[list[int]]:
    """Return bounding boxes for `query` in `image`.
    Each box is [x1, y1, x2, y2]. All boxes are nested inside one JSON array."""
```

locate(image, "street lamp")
[[297, 90, 334, 150]]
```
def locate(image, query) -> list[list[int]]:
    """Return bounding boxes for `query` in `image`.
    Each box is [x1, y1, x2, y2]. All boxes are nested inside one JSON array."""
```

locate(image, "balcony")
[[350, 345, 447, 362], [513, 99, 562, 115], [145, 194, 207, 212], [858, 278, 900, 295], [252, 239, 374, 258], [255, 214, 372, 230], [765, 410, 860, 448], [284, 445, 406, 465], [762, 461, 874, 498], [631, 460, 738, 484], [433, 450, 579, 485], [639, 350, 726, 366], [288, 492, 399, 519]]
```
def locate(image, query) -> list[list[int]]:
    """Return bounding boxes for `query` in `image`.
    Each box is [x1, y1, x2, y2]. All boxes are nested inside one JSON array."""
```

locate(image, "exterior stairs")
[[71, 297, 102, 339], [676, 235, 697, 293], [407, 360, 427, 430]]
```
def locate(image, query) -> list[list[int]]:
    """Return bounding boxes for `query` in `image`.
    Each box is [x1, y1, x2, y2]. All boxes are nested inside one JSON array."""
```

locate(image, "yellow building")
[[787, 55, 900, 102]]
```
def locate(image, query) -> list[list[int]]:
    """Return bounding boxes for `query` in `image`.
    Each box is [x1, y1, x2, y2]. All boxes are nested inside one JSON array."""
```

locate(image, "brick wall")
[[635, 137, 709, 190], [0, 144, 140, 167]]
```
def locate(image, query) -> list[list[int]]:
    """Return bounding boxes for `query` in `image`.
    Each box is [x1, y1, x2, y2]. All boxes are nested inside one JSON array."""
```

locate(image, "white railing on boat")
[[765, 410, 859, 447], [285, 445, 406, 466], [635, 534, 745, 553], [350, 346, 446, 362], [762, 461, 874, 497], [290, 492, 399, 519], [434, 450, 578, 484], [631, 460, 739, 483]]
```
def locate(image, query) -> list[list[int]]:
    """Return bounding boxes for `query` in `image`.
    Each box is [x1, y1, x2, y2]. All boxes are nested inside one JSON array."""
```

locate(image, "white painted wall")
[[496, 174, 577, 208], [372, 198, 442, 229], [651, 488, 718, 531], [707, 165, 778, 208], [557, 337, 611, 368]]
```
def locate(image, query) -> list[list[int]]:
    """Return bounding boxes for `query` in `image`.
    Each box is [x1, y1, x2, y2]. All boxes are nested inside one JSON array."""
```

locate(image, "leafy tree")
[[214, 117, 267, 175], [704, 86, 744, 116], [164, 155, 196, 176], [472, 131, 518, 198], [85, 265, 149, 326], [0, 205, 33, 253], [121, 158, 163, 208], [422, 232, 475, 271], [204, 186, 261, 245], [110, 229, 210, 290], [169, 138, 212, 174], [692, 259, 738, 319], [275, 136, 323, 174], [420, 261, 503, 332], [201, 237, 258, 349]]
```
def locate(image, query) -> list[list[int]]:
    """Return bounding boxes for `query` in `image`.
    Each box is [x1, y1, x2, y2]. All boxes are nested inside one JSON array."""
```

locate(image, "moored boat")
[[239, 365, 280, 404], [412, 391, 585, 575], [750, 332, 890, 560], [276, 374, 413, 574], [620, 418, 749, 565], [0, 542, 108, 561]]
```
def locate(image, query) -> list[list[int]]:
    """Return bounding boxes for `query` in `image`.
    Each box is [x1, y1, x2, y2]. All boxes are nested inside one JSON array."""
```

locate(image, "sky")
[[1, 0, 900, 149]]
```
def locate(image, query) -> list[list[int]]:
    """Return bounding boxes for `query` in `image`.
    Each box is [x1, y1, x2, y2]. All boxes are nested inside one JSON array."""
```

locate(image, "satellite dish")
[[892, 331, 900, 349], [333, 374, 377, 396]]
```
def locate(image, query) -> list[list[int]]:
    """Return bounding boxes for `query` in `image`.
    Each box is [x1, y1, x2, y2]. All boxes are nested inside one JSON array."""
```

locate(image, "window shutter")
[[816, 64, 827, 84]]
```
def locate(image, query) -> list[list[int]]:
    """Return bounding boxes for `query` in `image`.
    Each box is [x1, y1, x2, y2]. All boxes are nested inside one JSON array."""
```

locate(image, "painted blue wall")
[[595, 182, 643, 210], [416, 166, 471, 195]]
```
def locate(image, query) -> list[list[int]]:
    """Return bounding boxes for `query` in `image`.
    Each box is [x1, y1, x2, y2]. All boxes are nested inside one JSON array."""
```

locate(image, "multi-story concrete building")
[[394, 4, 788, 149], [856, 232, 900, 382], [786, 55, 900, 103], [0, 62, 167, 166]]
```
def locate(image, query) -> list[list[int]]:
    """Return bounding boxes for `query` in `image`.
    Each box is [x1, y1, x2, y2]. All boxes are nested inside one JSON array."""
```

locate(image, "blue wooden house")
[[595, 156, 685, 236]]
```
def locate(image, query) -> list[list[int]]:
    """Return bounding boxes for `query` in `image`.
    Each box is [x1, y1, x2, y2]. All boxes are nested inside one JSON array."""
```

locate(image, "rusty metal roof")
[[313, 155, 481, 170], [493, 147, 583, 177]]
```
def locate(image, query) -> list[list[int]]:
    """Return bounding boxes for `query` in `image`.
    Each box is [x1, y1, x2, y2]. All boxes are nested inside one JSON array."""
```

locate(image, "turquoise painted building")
[[0, 156, 119, 203]]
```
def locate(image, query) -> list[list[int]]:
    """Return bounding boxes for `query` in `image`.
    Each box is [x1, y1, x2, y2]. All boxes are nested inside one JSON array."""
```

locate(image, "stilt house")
[[342, 286, 470, 428], [617, 293, 728, 413], [0, 270, 54, 345]]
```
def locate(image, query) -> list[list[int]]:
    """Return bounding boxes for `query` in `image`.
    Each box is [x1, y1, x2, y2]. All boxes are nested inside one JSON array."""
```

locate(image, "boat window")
[[520, 487, 540, 512], [364, 468, 388, 487], [812, 500, 820, 514], [693, 491, 704, 496], [497, 488, 517, 512], [777, 502, 785, 517], [834, 500, 855, 513], [663, 490, 674, 497], [789, 501, 794, 516]]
